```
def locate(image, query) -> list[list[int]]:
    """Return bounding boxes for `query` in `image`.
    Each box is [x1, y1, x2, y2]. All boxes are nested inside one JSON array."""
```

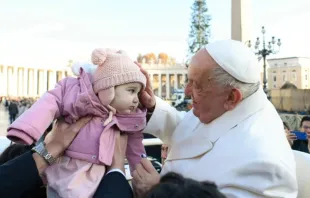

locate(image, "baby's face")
[[110, 82, 142, 114]]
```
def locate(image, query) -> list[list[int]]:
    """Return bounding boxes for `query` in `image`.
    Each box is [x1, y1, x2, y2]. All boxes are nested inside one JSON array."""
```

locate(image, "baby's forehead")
[[117, 82, 142, 89]]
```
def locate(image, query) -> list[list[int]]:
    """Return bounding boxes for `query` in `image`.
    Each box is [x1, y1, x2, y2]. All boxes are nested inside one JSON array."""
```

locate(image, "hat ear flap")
[[97, 87, 115, 106]]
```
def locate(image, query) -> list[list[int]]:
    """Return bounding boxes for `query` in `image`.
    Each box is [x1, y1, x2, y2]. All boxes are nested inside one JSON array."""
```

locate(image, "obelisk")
[[231, 0, 252, 42]]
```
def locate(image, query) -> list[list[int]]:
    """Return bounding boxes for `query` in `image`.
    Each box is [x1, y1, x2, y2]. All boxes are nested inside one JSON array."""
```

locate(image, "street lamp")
[[247, 26, 281, 98]]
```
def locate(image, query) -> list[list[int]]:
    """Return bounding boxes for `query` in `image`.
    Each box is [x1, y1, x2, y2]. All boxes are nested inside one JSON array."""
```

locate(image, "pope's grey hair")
[[211, 67, 260, 99]]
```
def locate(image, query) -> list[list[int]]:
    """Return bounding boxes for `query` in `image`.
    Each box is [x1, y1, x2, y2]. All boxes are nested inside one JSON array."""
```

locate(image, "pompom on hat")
[[205, 40, 260, 83], [91, 48, 146, 105]]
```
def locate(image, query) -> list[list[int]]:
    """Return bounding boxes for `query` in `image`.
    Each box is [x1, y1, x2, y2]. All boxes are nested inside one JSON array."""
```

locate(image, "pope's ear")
[[224, 88, 242, 110]]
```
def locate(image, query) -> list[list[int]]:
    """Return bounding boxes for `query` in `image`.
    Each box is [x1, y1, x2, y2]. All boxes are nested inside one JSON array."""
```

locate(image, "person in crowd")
[[286, 116, 310, 153], [161, 144, 168, 165], [132, 39, 297, 197], [8, 99, 18, 123], [17, 102, 28, 117], [283, 121, 290, 134], [4, 98, 9, 111]]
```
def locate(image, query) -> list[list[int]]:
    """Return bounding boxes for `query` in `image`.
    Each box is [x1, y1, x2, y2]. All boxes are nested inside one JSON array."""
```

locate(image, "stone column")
[[2, 66, 8, 96], [28, 69, 33, 97], [174, 73, 178, 90], [231, 0, 252, 42], [183, 73, 186, 86], [166, 74, 170, 99], [48, 70, 57, 90], [23, 68, 28, 97], [43, 70, 48, 94], [158, 74, 162, 98], [150, 73, 154, 87], [38, 70, 46, 96], [18, 68, 23, 96], [13, 67, 18, 96], [33, 69, 38, 97]]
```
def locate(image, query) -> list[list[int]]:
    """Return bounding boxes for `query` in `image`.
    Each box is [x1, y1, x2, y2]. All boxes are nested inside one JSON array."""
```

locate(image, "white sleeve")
[[143, 96, 187, 145], [106, 168, 125, 177]]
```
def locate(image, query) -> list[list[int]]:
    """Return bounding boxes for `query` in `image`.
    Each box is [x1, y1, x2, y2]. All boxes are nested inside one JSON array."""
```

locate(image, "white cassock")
[[144, 88, 297, 198]]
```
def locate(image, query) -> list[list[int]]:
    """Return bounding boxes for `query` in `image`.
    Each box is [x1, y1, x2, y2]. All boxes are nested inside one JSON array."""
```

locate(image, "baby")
[[7, 48, 147, 198]]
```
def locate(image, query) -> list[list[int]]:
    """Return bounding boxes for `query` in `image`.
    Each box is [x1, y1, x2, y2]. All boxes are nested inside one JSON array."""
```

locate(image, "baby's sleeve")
[[126, 131, 146, 173], [7, 79, 67, 144]]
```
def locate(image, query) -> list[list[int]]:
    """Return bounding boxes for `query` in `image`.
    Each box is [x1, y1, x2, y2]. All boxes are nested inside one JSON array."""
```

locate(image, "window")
[[291, 70, 296, 80], [282, 70, 287, 81], [272, 72, 277, 82], [284, 62, 287, 66], [274, 63, 278, 66], [306, 75, 308, 81], [273, 84, 276, 88]]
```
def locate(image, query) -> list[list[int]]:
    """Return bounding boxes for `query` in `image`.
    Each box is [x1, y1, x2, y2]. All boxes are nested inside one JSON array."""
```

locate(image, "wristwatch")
[[31, 142, 57, 165]]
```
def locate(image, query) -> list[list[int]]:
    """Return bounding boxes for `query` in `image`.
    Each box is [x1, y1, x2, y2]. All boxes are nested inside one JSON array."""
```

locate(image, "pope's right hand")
[[135, 61, 156, 110]]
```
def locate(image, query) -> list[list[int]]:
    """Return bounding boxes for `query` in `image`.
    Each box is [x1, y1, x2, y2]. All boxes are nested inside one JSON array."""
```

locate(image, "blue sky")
[[0, 0, 309, 67]]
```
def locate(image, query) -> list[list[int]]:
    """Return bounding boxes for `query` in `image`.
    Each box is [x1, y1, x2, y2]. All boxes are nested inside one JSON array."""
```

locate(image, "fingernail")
[[141, 154, 147, 158]]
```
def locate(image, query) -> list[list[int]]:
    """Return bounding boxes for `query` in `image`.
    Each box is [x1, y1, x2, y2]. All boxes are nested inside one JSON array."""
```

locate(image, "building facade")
[[142, 63, 187, 99], [0, 63, 187, 99], [0, 65, 72, 98], [267, 57, 310, 89]]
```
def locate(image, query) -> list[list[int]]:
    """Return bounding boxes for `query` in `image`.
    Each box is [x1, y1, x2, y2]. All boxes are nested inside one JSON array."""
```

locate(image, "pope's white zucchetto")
[[205, 39, 260, 84]]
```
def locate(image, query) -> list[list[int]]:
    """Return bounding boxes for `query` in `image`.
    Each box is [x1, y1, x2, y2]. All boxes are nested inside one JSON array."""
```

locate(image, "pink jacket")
[[7, 69, 146, 170]]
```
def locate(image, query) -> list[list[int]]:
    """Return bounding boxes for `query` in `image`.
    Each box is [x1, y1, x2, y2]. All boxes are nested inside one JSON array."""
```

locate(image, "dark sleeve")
[[94, 171, 133, 198], [292, 140, 309, 153], [0, 151, 43, 198]]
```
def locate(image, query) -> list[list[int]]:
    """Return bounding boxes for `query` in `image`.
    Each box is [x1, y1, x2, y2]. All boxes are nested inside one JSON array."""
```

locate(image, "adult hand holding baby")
[[108, 131, 128, 174], [34, 116, 92, 174]]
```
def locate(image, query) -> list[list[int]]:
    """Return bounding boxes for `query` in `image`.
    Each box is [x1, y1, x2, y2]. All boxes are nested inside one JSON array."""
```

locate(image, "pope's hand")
[[132, 158, 160, 196], [135, 61, 156, 110]]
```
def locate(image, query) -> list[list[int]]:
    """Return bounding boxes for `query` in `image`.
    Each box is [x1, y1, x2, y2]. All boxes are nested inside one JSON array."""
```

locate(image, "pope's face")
[[184, 49, 232, 124]]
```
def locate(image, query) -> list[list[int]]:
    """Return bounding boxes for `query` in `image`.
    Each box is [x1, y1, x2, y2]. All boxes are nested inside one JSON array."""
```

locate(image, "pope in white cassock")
[[133, 40, 297, 198]]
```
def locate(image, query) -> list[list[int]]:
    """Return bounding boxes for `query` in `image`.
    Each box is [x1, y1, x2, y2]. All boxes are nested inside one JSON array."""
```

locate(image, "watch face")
[[34, 142, 56, 165], [45, 153, 52, 159]]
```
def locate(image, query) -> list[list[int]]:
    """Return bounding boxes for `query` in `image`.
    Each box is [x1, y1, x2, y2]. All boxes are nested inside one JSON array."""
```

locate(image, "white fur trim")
[[71, 62, 97, 76]]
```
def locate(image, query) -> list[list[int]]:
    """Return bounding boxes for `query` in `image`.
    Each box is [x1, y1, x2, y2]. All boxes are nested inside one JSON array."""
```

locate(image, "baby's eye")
[[128, 89, 135, 93]]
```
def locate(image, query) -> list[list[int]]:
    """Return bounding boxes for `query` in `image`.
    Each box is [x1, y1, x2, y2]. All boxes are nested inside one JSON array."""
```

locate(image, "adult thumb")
[[140, 158, 157, 174], [70, 116, 92, 134]]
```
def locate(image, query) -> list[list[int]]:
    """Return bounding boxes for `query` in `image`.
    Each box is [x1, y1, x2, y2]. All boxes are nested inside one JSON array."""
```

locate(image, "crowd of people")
[[1, 97, 36, 123], [0, 40, 309, 198]]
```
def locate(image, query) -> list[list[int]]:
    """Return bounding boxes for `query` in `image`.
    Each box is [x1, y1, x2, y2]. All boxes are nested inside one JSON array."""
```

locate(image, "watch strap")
[[32, 142, 57, 165]]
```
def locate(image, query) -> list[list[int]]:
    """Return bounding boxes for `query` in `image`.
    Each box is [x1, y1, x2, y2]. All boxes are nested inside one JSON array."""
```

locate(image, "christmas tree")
[[187, 0, 211, 63]]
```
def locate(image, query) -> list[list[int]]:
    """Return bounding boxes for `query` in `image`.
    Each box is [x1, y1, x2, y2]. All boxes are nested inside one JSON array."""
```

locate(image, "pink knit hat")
[[91, 48, 146, 105]]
